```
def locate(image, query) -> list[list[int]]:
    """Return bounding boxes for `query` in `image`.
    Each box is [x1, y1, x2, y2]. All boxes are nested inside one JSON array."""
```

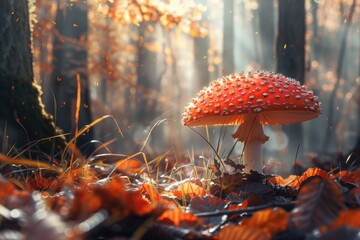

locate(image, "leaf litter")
[[0, 151, 360, 239]]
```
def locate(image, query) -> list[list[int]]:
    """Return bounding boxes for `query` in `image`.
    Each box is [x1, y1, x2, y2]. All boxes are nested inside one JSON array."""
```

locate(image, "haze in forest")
[[3, 0, 360, 174]]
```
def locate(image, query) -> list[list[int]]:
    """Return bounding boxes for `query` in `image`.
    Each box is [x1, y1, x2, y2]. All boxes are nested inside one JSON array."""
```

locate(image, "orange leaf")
[[218, 226, 269, 240], [267, 175, 297, 186], [116, 159, 143, 175], [241, 208, 289, 238], [172, 182, 206, 199], [140, 182, 162, 203], [331, 209, 360, 229], [157, 208, 201, 228], [292, 168, 327, 188], [339, 169, 360, 186], [25, 172, 60, 192], [67, 177, 154, 221]]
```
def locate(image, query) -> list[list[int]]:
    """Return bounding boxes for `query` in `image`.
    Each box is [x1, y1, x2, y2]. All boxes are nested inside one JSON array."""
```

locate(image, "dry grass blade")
[[0, 154, 62, 174], [61, 115, 123, 162], [290, 177, 345, 231], [70, 74, 82, 167]]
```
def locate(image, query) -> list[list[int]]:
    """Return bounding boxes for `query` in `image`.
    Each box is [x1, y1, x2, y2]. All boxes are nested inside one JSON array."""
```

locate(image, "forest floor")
[[0, 145, 359, 240]]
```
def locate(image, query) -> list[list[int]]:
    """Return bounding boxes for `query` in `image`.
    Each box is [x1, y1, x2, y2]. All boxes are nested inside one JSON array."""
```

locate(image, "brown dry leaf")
[[241, 208, 289, 238], [331, 209, 360, 229], [157, 208, 201, 228], [291, 177, 345, 231], [218, 226, 269, 240], [189, 195, 227, 213], [172, 182, 206, 199], [348, 187, 360, 207]]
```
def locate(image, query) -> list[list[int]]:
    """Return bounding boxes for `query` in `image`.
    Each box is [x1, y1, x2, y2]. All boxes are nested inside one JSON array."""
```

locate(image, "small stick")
[[194, 201, 294, 218]]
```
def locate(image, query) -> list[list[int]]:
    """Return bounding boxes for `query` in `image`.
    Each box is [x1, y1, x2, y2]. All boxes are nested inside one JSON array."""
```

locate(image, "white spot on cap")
[[262, 93, 268, 97], [295, 95, 301, 99], [215, 103, 220, 108], [254, 108, 262, 112], [249, 95, 255, 100]]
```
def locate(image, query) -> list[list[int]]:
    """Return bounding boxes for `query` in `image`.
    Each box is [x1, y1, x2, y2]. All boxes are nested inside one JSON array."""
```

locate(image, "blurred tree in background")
[[0, 0, 66, 160]]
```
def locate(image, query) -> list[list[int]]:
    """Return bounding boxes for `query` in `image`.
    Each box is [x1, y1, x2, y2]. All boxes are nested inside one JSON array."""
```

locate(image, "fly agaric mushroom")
[[182, 70, 321, 173]]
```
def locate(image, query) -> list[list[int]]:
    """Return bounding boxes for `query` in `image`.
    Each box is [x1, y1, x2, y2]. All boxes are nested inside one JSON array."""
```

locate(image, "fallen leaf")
[[241, 208, 289, 238], [157, 208, 201, 228], [294, 168, 327, 189], [141, 182, 162, 203], [218, 226, 269, 240], [189, 195, 227, 226], [331, 209, 360, 229], [172, 182, 206, 199], [291, 177, 345, 231]]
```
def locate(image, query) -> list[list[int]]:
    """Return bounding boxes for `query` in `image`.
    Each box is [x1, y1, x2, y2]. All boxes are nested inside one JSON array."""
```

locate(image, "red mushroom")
[[182, 70, 321, 173]]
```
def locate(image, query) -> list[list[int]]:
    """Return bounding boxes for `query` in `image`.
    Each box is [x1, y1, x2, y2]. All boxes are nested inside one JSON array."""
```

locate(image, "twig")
[[194, 201, 294, 218]]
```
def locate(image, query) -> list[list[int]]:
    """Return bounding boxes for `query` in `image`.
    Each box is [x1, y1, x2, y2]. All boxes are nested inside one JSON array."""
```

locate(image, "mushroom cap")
[[182, 71, 322, 127]]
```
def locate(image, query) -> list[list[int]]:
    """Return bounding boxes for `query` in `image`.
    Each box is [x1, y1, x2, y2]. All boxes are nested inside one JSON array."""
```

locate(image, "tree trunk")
[[0, 0, 66, 159], [322, 0, 357, 154], [45, 0, 94, 155], [222, 0, 235, 74], [135, 23, 159, 125], [276, 0, 305, 167], [258, 0, 275, 70]]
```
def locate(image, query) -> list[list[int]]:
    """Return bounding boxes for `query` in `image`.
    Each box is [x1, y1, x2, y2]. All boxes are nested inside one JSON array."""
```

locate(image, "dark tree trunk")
[[0, 0, 66, 159], [258, 0, 275, 70], [222, 0, 235, 74], [45, 0, 94, 155], [276, 0, 305, 166]]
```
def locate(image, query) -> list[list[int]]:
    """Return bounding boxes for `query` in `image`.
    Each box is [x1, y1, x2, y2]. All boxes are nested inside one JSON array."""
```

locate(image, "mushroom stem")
[[243, 140, 263, 173], [232, 114, 269, 173]]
